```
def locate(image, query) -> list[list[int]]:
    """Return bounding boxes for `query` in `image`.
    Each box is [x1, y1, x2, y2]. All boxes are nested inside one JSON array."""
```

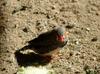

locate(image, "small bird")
[[21, 27, 68, 60]]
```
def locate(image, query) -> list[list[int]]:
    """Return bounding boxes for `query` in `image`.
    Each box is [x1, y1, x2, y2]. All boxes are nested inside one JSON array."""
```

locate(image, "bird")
[[20, 27, 69, 60]]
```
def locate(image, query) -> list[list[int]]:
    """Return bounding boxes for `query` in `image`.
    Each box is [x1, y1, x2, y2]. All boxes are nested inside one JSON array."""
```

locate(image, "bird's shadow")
[[15, 50, 51, 67], [14, 32, 52, 67]]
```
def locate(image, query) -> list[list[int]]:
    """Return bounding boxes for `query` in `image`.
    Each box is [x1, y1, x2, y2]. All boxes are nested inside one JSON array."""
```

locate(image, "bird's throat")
[[57, 35, 65, 42]]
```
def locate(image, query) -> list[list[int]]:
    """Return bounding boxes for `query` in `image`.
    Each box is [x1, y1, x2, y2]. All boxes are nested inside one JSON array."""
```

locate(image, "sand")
[[0, 0, 100, 74]]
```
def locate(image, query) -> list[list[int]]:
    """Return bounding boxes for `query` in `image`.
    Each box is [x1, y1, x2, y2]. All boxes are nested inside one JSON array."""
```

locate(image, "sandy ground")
[[0, 0, 100, 74]]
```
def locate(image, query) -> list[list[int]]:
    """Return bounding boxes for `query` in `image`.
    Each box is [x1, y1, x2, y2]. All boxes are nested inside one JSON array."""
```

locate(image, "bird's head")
[[55, 27, 68, 42]]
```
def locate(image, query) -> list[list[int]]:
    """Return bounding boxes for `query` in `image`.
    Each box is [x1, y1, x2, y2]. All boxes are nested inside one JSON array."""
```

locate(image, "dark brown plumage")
[[21, 27, 68, 60]]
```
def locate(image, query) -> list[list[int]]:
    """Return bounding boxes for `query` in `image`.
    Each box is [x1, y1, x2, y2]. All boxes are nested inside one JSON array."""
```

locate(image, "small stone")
[[12, 10, 17, 14], [69, 52, 73, 56], [91, 37, 97, 42], [2, 2, 6, 6], [20, 6, 27, 11], [75, 71, 80, 74], [66, 25, 74, 29], [96, 12, 99, 16], [75, 41, 79, 45], [33, 12, 39, 14], [62, 21, 66, 24], [74, 30, 81, 34], [23, 27, 28, 33], [86, 28, 90, 31], [36, 21, 41, 26], [72, 0, 78, 2], [51, 6, 55, 10], [1, 68, 6, 71], [46, 14, 51, 19]]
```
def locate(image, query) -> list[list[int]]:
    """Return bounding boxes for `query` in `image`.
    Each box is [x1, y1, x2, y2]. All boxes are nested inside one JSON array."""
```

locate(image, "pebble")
[[86, 28, 90, 31], [66, 25, 74, 29], [71, 0, 78, 2], [91, 37, 97, 42]]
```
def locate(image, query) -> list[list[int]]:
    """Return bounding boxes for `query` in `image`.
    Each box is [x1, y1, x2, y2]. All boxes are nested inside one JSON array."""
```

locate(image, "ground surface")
[[0, 0, 100, 74]]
